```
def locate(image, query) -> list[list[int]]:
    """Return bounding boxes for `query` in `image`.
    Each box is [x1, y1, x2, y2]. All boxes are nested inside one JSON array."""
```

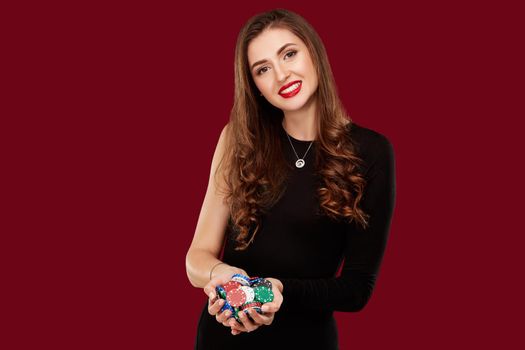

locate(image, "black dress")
[[195, 122, 396, 349]]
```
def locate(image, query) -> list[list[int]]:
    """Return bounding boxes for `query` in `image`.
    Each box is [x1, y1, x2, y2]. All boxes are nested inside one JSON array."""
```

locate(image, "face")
[[247, 27, 319, 113]]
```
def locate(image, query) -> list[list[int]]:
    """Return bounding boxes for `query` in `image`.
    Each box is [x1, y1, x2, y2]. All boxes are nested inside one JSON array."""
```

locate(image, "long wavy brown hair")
[[216, 9, 369, 250]]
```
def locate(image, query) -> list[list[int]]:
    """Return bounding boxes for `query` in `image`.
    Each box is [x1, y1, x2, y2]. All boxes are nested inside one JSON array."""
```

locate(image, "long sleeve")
[[280, 135, 396, 312]]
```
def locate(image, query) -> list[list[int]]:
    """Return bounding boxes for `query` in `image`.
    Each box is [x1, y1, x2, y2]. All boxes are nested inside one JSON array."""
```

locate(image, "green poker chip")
[[254, 286, 274, 303], [215, 285, 227, 299]]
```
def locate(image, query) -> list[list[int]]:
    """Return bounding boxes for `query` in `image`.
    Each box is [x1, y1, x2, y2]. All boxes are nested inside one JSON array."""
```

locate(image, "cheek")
[[255, 78, 272, 93], [311, 68, 319, 84], [303, 56, 317, 77], [306, 65, 318, 86]]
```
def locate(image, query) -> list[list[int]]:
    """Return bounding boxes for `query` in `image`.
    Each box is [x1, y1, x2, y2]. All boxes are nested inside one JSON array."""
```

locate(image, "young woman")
[[186, 8, 396, 349]]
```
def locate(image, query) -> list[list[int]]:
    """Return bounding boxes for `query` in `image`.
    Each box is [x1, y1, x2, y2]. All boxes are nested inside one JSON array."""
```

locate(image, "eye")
[[256, 66, 269, 75], [284, 50, 297, 59]]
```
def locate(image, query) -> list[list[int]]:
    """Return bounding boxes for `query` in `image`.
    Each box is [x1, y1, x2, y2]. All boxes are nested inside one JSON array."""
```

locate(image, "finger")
[[229, 318, 247, 332], [203, 278, 227, 299], [207, 298, 225, 316], [261, 302, 280, 313], [215, 308, 232, 324], [207, 294, 218, 307], [203, 286, 216, 299], [247, 309, 273, 325], [230, 319, 245, 336], [237, 311, 259, 332]]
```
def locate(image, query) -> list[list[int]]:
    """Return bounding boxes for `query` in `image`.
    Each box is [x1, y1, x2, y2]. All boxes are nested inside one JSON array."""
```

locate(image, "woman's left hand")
[[229, 277, 284, 335]]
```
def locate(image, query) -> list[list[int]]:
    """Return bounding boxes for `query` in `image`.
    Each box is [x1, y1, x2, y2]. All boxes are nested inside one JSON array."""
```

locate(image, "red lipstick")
[[278, 80, 302, 98]]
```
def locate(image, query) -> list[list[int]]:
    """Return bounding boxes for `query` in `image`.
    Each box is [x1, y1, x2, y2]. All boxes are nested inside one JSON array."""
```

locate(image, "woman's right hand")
[[203, 266, 248, 329], [228, 277, 283, 335]]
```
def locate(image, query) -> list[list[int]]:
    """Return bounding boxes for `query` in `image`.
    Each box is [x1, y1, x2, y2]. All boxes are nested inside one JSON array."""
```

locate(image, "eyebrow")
[[250, 43, 297, 71]]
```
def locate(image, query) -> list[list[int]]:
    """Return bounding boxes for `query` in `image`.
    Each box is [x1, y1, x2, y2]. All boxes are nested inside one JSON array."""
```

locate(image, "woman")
[[186, 8, 396, 349]]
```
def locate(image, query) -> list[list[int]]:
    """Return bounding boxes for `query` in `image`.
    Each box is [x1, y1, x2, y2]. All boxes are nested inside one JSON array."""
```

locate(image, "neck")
[[282, 96, 317, 141]]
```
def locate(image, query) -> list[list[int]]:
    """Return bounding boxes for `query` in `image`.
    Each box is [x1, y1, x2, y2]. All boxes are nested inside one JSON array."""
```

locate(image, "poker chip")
[[249, 276, 263, 285], [233, 308, 242, 322], [253, 279, 272, 290], [220, 301, 234, 314], [215, 285, 227, 299], [227, 288, 247, 307], [231, 274, 251, 286], [240, 286, 255, 303], [241, 301, 262, 314], [222, 280, 241, 293], [254, 286, 274, 303]]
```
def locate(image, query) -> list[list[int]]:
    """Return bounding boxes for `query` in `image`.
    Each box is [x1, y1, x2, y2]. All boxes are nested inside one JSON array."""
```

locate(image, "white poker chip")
[[231, 274, 250, 286], [240, 286, 255, 303]]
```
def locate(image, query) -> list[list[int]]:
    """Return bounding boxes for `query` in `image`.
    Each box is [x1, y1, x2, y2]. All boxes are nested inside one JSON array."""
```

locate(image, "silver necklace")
[[285, 131, 314, 168]]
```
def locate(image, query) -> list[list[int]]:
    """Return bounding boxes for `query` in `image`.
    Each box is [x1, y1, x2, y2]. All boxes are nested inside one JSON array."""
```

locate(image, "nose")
[[274, 63, 290, 83]]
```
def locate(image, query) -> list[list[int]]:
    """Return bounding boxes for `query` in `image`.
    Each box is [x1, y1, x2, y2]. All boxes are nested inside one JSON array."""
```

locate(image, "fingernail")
[[209, 292, 215, 299], [261, 306, 268, 312], [225, 311, 230, 316]]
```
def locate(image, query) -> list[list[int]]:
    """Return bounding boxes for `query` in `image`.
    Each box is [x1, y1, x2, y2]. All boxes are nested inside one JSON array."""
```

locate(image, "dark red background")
[[3, 0, 523, 348]]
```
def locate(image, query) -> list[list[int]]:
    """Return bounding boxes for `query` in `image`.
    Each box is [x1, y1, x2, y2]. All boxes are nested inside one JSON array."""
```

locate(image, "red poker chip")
[[222, 281, 241, 293], [240, 301, 262, 310], [226, 289, 247, 307]]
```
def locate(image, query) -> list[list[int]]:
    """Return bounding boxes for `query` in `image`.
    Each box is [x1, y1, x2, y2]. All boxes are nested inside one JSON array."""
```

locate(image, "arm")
[[280, 136, 396, 312], [185, 124, 245, 288]]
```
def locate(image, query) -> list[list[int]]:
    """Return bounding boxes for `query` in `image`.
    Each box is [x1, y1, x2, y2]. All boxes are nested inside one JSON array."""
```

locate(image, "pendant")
[[295, 159, 305, 168]]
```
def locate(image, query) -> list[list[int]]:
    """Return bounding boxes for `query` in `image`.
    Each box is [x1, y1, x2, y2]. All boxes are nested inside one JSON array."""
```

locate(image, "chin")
[[276, 97, 310, 112]]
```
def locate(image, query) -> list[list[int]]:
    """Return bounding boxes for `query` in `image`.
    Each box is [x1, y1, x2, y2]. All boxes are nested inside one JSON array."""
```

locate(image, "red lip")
[[279, 80, 301, 93], [278, 80, 302, 94]]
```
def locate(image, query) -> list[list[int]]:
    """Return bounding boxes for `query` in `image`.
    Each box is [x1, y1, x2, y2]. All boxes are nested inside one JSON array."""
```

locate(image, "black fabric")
[[195, 122, 396, 349]]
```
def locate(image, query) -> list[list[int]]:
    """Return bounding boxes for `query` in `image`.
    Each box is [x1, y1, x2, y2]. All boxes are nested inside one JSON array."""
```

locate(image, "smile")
[[279, 80, 302, 98]]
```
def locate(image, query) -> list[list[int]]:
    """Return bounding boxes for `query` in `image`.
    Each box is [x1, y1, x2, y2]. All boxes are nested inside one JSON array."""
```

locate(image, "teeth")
[[281, 82, 300, 94]]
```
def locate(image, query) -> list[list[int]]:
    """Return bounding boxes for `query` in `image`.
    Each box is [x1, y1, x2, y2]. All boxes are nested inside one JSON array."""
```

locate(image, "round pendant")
[[295, 159, 305, 168]]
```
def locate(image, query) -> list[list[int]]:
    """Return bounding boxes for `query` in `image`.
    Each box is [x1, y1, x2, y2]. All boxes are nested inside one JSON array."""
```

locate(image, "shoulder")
[[220, 122, 230, 141], [211, 123, 232, 177], [344, 121, 395, 172], [216, 123, 233, 157]]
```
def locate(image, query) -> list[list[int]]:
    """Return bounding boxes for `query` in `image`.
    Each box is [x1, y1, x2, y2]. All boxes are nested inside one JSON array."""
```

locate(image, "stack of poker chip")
[[216, 274, 274, 322]]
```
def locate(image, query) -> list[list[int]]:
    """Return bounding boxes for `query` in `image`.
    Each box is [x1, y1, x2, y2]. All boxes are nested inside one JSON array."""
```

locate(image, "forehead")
[[247, 28, 304, 65]]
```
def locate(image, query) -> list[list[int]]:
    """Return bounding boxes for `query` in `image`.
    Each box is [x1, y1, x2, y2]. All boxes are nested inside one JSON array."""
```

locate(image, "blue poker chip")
[[231, 274, 251, 286], [220, 301, 235, 317], [249, 277, 263, 286], [215, 285, 227, 299]]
